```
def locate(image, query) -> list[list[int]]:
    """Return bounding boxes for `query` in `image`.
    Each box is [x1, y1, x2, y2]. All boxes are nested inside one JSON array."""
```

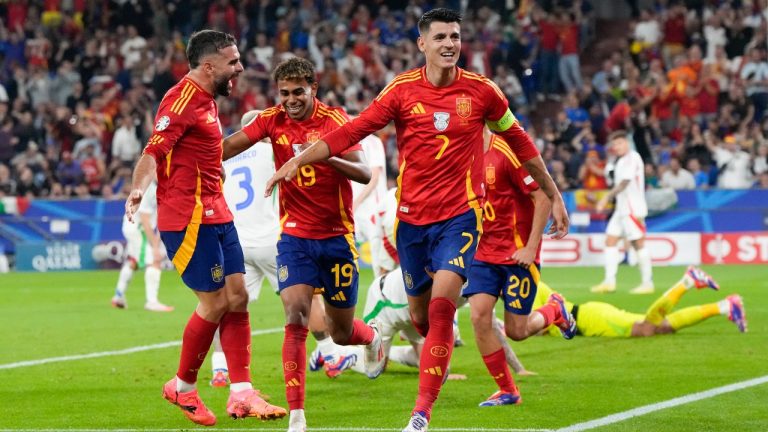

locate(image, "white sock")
[[718, 299, 730, 315], [637, 248, 653, 286], [176, 376, 195, 392], [144, 266, 161, 304], [389, 345, 419, 367], [604, 246, 619, 284], [230, 382, 253, 392], [316, 335, 338, 361], [211, 329, 228, 371], [289, 409, 306, 426], [115, 263, 134, 296]]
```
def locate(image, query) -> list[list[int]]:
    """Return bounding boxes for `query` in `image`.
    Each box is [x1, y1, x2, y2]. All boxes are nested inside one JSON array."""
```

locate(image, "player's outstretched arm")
[[222, 130, 255, 161], [327, 150, 371, 184], [523, 156, 570, 239], [126, 154, 156, 222], [265, 139, 332, 197]]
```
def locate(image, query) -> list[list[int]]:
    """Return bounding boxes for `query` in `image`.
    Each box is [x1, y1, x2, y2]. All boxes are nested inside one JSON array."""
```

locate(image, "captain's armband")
[[486, 108, 518, 132]]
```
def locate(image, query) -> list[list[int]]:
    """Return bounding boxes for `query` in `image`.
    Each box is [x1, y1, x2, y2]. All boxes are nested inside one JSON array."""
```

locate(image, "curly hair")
[[272, 57, 316, 84]]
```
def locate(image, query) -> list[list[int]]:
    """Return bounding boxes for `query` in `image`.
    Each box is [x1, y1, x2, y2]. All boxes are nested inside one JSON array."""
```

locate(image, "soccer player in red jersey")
[[125, 30, 286, 426], [463, 129, 576, 408], [222, 57, 381, 432], [266, 9, 569, 431]]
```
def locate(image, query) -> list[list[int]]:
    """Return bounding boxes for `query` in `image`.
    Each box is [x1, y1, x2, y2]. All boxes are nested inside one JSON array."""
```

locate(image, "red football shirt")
[[475, 135, 541, 265], [323, 66, 539, 225], [143, 76, 233, 231], [242, 99, 361, 239]]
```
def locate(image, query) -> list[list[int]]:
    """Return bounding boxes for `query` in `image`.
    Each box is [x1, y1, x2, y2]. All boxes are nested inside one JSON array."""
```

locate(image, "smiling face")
[[277, 78, 317, 121], [418, 21, 461, 72], [208, 44, 243, 97]]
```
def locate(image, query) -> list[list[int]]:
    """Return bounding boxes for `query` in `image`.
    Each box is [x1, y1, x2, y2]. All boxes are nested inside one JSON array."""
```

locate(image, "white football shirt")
[[614, 150, 647, 218], [351, 134, 387, 222], [222, 143, 280, 248], [122, 181, 158, 233]]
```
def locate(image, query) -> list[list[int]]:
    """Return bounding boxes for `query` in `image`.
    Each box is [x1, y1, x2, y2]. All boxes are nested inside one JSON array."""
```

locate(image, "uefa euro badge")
[[486, 165, 496, 188], [155, 115, 170, 131], [211, 264, 224, 283], [404, 270, 414, 290], [306, 131, 321, 143], [456, 97, 471, 118], [279, 265, 289, 282], [433, 112, 450, 131], [292, 144, 302, 157]]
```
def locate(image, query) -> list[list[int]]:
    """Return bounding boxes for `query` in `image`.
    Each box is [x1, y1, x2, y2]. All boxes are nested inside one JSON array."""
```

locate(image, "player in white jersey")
[[592, 130, 654, 294], [350, 133, 388, 275], [111, 181, 174, 312]]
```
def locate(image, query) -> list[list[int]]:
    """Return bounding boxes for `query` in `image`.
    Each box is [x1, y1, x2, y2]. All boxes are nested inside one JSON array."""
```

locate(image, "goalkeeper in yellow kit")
[[535, 266, 747, 337]]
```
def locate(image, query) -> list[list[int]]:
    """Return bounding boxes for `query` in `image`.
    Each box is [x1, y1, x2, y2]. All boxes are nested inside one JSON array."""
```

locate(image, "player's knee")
[[505, 325, 528, 341], [283, 302, 311, 326], [328, 326, 353, 345], [469, 307, 494, 333]]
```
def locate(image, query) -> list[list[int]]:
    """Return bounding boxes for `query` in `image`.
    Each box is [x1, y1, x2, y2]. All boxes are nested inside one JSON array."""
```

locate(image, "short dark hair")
[[418, 8, 462, 34], [186, 30, 236, 69], [273, 57, 316, 84], [607, 129, 629, 142]]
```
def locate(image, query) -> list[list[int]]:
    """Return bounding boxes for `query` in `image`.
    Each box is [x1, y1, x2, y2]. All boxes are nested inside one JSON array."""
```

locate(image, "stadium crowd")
[[1, 0, 768, 201]]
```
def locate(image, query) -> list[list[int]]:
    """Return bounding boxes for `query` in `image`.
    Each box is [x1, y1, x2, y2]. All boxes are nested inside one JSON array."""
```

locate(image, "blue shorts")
[[276, 233, 359, 309], [463, 260, 540, 315], [161, 222, 245, 292], [396, 208, 481, 296]]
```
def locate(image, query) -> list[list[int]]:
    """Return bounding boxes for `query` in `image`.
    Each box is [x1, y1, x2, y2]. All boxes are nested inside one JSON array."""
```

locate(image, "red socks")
[[219, 311, 251, 384], [482, 348, 517, 393], [536, 302, 561, 327], [283, 323, 308, 411], [411, 315, 430, 338], [414, 297, 456, 419], [177, 311, 219, 384], [346, 318, 374, 345]]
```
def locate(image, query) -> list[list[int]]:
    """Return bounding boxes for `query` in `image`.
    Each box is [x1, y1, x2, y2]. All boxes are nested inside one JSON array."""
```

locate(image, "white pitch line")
[[0, 327, 284, 370], [0, 429, 552, 432], [556, 374, 768, 432]]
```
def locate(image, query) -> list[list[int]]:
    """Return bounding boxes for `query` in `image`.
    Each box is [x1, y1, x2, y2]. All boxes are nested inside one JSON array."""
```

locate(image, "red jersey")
[[475, 135, 541, 265], [143, 76, 233, 231], [242, 99, 361, 239], [323, 67, 539, 225], [559, 24, 579, 55]]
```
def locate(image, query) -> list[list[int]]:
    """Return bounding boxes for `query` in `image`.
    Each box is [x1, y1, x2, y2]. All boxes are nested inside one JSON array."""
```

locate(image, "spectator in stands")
[[0, 118, 13, 165], [536, 8, 561, 99], [579, 150, 607, 190], [110, 114, 142, 173], [709, 135, 753, 189], [0, 163, 16, 196], [558, 9, 582, 93], [754, 144, 768, 176], [55, 150, 83, 196], [757, 171, 768, 189], [686, 158, 709, 189], [740, 47, 768, 122], [79, 143, 105, 196], [660, 157, 695, 190]]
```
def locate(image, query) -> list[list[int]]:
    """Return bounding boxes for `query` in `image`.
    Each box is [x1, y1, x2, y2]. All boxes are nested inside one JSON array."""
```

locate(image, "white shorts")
[[123, 227, 163, 268], [362, 271, 423, 356], [606, 213, 647, 242], [243, 244, 279, 302]]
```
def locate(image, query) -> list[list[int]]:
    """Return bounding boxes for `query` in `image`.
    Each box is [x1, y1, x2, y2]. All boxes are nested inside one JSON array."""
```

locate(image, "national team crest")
[[279, 265, 289, 282], [404, 271, 414, 290], [211, 264, 224, 283], [433, 112, 450, 131], [456, 97, 472, 118], [486, 165, 496, 186], [306, 131, 321, 143]]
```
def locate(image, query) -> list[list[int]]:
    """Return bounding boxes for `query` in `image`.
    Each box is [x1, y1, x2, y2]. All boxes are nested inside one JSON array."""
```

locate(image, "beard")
[[214, 75, 232, 97]]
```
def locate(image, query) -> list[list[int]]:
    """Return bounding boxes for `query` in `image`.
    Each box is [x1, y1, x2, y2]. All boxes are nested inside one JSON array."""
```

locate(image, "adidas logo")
[[286, 378, 301, 387], [423, 366, 443, 376], [330, 291, 347, 302], [448, 257, 465, 268], [410, 103, 426, 115], [277, 134, 290, 146], [508, 299, 522, 309], [493, 372, 505, 380]]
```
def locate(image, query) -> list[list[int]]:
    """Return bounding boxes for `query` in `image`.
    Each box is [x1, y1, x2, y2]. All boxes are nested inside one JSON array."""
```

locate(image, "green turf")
[[0, 264, 765, 431]]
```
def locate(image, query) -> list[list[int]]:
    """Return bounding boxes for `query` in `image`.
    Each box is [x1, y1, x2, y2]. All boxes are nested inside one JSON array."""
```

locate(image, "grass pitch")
[[0, 264, 766, 431]]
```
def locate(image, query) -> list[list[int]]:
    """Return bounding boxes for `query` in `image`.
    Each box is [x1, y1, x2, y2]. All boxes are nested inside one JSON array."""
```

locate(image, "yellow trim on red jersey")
[[511, 210, 525, 250], [465, 161, 480, 210], [395, 160, 406, 207], [261, 106, 281, 118], [492, 137, 522, 168], [148, 134, 164, 146], [318, 106, 347, 126], [463, 71, 506, 101], [171, 166, 204, 274], [338, 188, 354, 234], [170, 82, 197, 115], [165, 149, 173, 177], [376, 70, 422, 101]]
